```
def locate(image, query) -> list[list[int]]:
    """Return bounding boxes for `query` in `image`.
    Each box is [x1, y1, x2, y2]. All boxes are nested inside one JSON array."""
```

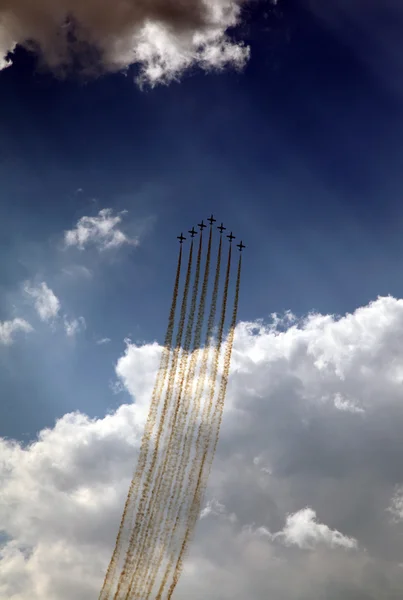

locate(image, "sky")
[[1, 0, 403, 598]]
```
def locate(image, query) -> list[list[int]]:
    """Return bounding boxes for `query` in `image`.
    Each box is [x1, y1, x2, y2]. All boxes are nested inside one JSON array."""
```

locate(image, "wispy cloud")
[[63, 316, 86, 338], [64, 209, 138, 252], [24, 282, 60, 322], [24, 281, 85, 339], [0, 318, 33, 345], [200, 498, 237, 523], [96, 337, 111, 345], [61, 265, 92, 279], [334, 393, 365, 414]]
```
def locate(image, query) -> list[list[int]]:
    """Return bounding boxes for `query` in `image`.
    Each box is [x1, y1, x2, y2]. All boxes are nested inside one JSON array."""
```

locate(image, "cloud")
[[64, 209, 138, 252], [4, 296, 403, 598], [273, 508, 358, 550], [61, 265, 92, 279], [0, 0, 249, 86], [97, 338, 111, 345], [333, 392, 365, 414], [64, 316, 86, 338], [200, 498, 237, 523], [0, 318, 33, 345], [388, 487, 403, 521], [23, 281, 85, 338], [24, 282, 60, 322]]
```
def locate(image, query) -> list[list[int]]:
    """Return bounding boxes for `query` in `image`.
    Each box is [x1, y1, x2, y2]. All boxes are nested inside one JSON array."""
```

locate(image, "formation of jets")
[[177, 215, 246, 252]]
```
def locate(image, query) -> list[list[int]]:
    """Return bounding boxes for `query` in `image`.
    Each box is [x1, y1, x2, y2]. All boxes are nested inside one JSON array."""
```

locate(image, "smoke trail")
[[113, 242, 194, 600], [114, 241, 193, 599], [142, 227, 214, 599], [167, 252, 242, 600], [126, 233, 204, 599], [99, 245, 183, 600], [157, 238, 228, 599]]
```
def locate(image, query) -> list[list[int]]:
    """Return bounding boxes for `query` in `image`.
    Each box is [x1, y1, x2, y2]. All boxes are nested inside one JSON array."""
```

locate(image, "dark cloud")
[[0, 0, 250, 84]]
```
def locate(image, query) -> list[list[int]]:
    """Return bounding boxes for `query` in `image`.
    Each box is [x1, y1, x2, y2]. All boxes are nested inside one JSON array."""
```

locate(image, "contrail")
[[158, 239, 229, 599], [115, 241, 194, 599], [100, 222, 243, 600], [113, 241, 194, 600], [155, 232, 222, 599], [142, 226, 214, 599], [166, 251, 242, 600], [126, 232, 204, 599], [99, 245, 183, 600]]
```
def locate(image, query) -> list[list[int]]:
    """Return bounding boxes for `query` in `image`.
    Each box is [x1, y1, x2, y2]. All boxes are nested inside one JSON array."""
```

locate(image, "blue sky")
[[2, 3, 403, 598], [2, 0, 403, 441]]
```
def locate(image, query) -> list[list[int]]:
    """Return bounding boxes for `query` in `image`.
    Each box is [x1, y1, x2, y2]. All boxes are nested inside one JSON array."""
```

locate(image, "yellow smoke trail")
[[98, 245, 183, 600], [157, 238, 229, 599], [125, 233, 204, 599], [141, 227, 214, 600], [113, 242, 194, 600], [166, 252, 242, 600]]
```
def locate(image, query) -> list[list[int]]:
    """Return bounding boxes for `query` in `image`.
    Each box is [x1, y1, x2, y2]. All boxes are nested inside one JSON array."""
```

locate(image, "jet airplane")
[[227, 231, 235, 242], [217, 223, 226, 234], [208, 214, 216, 225], [237, 240, 246, 252], [188, 227, 197, 238], [177, 233, 186, 244], [198, 220, 207, 230]]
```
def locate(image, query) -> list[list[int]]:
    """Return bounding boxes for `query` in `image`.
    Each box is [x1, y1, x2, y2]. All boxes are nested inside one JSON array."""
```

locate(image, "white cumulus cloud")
[[273, 508, 358, 550], [0, 318, 33, 345], [0, 0, 249, 86], [24, 282, 60, 322], [3, 296, 403, 598], [64, 208, 138, 252]]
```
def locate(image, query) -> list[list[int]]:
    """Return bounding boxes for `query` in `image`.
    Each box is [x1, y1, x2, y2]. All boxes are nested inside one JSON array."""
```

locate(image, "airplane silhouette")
[[237, 240, 245, 251], [188, 227, 197, 237], [227, 231, 235, 242], [217, 222, 226, 233], [177, 233, 186, 244], [198, 220, 207, 230], [208, 214, 216, 225]]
